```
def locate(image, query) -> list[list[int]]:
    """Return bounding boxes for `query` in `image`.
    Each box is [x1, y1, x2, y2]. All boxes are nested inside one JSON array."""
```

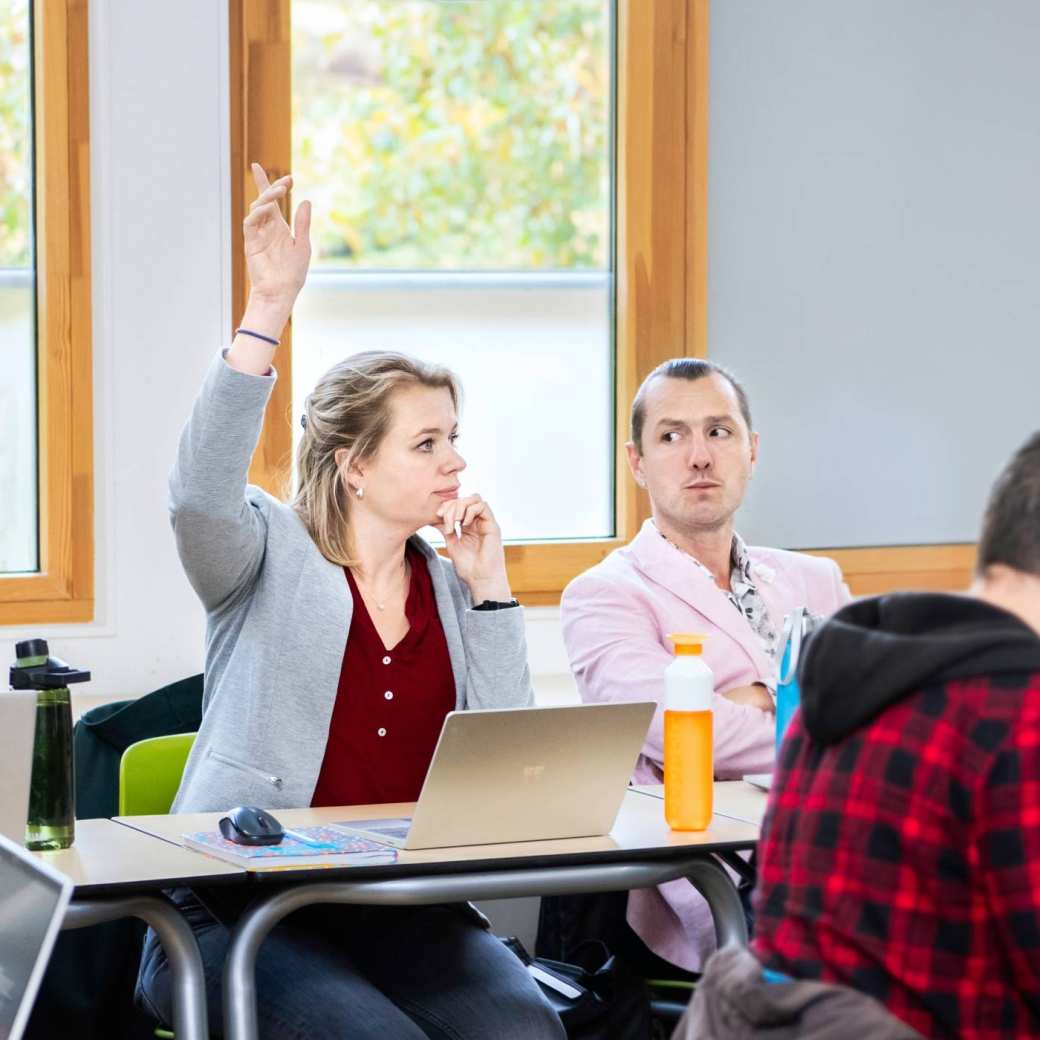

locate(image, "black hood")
[[799, 593, 1040, 745]]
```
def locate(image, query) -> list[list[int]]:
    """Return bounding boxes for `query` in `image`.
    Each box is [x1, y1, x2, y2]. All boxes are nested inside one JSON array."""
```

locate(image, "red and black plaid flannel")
[[752, 670, 1040, 1039]]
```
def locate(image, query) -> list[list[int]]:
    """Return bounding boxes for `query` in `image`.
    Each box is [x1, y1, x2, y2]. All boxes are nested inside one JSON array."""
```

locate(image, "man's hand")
[[720, 683, 774, 713]]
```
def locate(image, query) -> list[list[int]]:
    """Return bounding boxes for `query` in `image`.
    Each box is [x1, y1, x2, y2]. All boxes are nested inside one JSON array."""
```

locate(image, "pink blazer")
[[560, 519, 850, 971]]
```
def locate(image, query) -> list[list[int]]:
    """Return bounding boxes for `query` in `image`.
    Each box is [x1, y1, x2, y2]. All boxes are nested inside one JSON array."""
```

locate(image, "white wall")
[[0, 0, 576, 712]]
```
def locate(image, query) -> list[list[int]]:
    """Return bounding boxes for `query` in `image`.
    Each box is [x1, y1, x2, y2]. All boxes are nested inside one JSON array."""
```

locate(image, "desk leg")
[[683, 858, 749, 948], [64, 896, 208, 1040], [223, 886, 314, 1040], [714, 848, 756, 888], [223, 858, 749, 1040]]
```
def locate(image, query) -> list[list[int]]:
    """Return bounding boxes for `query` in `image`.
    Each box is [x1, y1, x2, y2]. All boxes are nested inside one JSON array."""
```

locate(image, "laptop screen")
[[0, 835, 72, 1040]]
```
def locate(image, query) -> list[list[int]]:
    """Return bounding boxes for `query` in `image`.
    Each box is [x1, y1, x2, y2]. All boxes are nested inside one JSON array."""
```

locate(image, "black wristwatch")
[[472, 598, 520, 611]]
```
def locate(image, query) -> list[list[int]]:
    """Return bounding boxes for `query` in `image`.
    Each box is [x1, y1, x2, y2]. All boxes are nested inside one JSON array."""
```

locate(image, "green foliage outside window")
[[0, 0, 31, 270], [293, 0, 611, 270], [0, 2, 612, 272]]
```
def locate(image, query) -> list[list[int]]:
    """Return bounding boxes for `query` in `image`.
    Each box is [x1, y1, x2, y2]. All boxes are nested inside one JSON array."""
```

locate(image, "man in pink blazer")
[[561, 358, 850, 973]]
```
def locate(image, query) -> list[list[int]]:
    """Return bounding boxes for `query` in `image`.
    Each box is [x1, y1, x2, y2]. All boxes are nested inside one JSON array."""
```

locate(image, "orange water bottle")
[[664, 634, 713, 831]]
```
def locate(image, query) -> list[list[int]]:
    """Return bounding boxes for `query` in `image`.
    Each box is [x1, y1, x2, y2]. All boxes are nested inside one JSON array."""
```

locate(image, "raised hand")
[[244, 163, 312, 308], [436, 494, 513, 605], [230, 164, 313, 374]]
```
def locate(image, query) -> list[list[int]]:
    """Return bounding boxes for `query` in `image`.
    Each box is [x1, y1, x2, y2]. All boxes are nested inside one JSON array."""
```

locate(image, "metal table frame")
[[63, 895, 209, 1040], [222, 853, 747, 1040]]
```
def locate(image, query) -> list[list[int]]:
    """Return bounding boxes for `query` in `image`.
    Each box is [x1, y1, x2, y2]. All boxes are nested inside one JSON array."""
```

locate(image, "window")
[[292, 1, 614, 542], [231, 0, 708, 602], [0, 0, 94, 624], [0, 0, 35, 575]]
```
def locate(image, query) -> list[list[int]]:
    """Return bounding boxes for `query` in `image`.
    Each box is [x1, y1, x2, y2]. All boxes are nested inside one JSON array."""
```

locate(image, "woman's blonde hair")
[[291, 351, 461, 566]]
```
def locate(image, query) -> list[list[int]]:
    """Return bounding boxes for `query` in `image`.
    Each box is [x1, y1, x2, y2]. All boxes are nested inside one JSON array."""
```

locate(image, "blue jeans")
[[137, 888, 565, 1040]]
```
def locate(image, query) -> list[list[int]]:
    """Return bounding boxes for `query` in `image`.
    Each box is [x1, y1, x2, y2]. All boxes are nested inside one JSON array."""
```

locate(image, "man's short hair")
[[977, 431, 1040, 578], [630, 358, 753, 454]]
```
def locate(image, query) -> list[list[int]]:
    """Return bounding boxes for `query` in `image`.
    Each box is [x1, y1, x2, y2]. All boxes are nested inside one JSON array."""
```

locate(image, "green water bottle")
[[10, 638, 90, 850]]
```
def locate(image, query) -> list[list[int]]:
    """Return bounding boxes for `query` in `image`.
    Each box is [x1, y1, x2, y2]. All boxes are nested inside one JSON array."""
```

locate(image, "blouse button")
[[385, 691, 394, 700], [377, 727, 387, 737], [382, 655, 391, 665]]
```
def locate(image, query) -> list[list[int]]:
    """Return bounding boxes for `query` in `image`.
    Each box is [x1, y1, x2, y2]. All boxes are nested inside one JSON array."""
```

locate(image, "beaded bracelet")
[[235, 327, 280, 347]]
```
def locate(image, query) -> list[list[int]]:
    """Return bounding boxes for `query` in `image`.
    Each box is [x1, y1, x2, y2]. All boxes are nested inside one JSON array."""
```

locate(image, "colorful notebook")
[[183, 825, 398, 870]]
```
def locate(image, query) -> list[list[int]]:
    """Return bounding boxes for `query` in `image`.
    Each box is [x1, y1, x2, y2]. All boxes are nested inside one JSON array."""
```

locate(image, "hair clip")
[[300, 413, 308, 430]]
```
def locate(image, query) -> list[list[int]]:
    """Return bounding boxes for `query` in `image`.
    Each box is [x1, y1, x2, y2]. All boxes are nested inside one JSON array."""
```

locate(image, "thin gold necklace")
[[356, 558, 410, 612]]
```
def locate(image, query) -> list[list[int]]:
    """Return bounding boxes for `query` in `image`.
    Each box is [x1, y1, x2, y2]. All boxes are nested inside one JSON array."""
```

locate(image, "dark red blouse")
[[311, 544, 456, 808]]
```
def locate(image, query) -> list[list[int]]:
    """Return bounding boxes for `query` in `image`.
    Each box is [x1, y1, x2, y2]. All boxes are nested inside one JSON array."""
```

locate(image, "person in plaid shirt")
[[751, 430, 1040, 1039]]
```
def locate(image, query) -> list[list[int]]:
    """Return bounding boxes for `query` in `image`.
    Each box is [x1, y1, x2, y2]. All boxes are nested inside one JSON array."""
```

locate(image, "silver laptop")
[[0, 691, 37, 845], [336, 702, 655, 850], [0, 832, 73, 1040]]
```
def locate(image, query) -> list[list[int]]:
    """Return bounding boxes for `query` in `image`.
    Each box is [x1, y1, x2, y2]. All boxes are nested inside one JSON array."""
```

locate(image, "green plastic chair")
[[118, 733, 200, 1039], [117, 732, 196, 816]]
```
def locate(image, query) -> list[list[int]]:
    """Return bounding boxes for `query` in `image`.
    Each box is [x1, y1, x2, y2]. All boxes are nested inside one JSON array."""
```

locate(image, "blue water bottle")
[[776, 608, 814, 751]]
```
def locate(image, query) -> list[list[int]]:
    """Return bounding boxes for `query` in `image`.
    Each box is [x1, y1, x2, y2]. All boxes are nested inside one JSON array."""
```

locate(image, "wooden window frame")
[[808, 544, 977, 596], [230, 0, 972, 602], [230, 0, 702, 604], [0, 0, 94, 625]]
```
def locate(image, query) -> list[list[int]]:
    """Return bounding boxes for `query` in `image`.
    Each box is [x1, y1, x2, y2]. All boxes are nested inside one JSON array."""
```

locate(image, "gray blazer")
[[170, 353, 533, 813]]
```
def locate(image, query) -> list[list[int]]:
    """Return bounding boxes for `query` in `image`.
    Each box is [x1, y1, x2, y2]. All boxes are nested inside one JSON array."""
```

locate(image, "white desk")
[[116, 789, 760, 1040], [632, 780, 769, 827], [31, 819, 244, 1040]]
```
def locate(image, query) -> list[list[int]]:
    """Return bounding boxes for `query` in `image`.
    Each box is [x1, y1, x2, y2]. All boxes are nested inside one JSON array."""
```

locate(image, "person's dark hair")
[[630, 358, 753, 454], [977, 430, 1040, 578]]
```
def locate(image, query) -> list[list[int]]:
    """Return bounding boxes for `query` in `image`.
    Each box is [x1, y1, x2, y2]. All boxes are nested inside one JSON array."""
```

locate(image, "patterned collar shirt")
[[657, 525, 779, 662]]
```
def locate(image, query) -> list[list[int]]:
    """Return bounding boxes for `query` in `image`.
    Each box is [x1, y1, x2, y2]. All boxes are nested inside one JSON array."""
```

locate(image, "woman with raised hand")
[[136, 164, 564, 1040]]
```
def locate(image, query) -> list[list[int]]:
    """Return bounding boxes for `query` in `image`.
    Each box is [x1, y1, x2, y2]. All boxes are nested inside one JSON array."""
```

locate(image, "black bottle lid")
[[15, 638, 49, 661], [10, 638, 90, 690]]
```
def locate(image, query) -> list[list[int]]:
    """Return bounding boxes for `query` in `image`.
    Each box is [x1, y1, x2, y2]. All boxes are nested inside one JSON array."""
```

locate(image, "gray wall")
[[709, 1, 1040, 549]]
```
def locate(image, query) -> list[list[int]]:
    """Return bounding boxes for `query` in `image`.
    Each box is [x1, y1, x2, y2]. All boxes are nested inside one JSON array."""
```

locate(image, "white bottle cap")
[[665, 633, 713, 712]]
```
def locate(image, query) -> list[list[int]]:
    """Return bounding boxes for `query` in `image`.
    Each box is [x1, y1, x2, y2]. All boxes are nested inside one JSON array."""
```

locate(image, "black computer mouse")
[[218, 805, 285, 846]]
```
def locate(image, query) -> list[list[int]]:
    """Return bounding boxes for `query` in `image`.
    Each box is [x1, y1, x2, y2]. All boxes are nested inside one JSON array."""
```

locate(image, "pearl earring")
[[356, 487, 364, 499]]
